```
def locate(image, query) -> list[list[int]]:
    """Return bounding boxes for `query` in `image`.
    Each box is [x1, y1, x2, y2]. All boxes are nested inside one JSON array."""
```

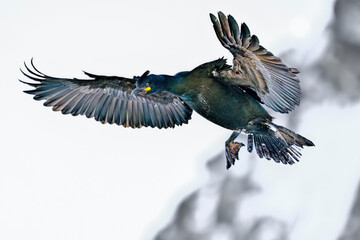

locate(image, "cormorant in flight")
[[20, 12, 314, 169]]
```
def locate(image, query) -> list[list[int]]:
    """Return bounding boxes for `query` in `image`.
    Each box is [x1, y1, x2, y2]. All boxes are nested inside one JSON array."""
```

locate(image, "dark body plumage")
[[20, 12, 314, 169], [165, 60, 271, 130]]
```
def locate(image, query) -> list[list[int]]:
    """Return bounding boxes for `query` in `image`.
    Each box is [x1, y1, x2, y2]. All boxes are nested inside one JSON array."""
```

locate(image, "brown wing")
[[210, 12, 301, 113], [20, 59, 192, 129]]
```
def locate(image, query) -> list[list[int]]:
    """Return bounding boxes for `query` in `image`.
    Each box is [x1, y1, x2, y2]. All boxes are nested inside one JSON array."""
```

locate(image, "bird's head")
[[131, 71, 167, 96]]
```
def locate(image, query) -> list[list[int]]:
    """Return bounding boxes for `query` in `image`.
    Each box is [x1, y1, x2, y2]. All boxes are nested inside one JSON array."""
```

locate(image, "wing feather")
[[210, 12, 301, 113], [20, 61, 192, 128]]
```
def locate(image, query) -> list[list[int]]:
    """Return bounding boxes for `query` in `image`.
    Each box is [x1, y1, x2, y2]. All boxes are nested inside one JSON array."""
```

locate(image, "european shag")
[[20, 12, 314, 169]]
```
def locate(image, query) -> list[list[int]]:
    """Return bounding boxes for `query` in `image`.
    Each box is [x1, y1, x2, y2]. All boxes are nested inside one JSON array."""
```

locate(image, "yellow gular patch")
[[144, 86, 151, 93]]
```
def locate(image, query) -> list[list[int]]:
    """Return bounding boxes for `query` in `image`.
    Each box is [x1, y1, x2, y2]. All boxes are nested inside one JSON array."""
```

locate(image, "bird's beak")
[[131, 86, 151, 96]]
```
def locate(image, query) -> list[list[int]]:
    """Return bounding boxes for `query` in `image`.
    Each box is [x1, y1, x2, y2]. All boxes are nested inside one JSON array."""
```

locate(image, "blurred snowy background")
[[1, 0, 360, 240]]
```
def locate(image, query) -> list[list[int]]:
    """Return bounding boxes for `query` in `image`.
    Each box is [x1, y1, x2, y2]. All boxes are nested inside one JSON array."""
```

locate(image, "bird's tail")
[[247, 123, 314, 164]]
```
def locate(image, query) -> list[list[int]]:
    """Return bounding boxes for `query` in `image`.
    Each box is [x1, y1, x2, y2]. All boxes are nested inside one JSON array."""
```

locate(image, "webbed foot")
[[225, 140, 245, 169]]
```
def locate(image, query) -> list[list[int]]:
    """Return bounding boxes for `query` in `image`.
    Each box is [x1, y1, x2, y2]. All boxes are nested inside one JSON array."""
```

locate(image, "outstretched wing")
[[20, 60, 192, 129], [210, 12, 301, 113]]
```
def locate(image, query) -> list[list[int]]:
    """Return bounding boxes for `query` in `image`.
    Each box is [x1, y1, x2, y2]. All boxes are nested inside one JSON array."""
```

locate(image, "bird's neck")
[[163, 71, 192, 98]]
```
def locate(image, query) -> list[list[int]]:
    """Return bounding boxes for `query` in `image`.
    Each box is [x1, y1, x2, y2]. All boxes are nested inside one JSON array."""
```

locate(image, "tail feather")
[[273, 123, 315, 147], [247, 134, 254, 153], [247, 123, 314, 164]]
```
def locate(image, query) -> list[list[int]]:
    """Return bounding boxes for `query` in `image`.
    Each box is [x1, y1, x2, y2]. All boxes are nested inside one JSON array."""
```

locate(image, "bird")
[[20, 11, 314, 169]]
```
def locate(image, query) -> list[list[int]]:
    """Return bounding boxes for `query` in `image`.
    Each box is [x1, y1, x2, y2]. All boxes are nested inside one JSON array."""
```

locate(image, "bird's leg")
[[225, 131, 245, 169]]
